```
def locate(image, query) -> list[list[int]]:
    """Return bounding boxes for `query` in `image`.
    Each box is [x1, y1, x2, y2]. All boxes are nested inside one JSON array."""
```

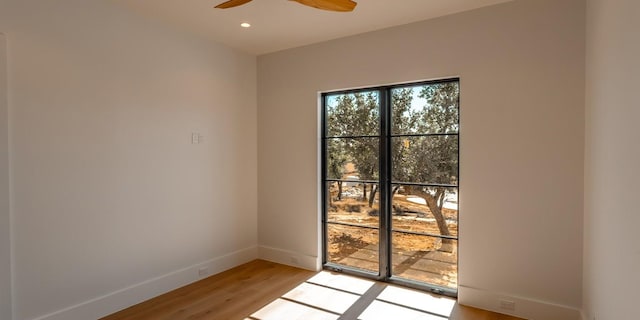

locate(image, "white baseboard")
[[31, 246, 258, 320], [258, 245, 320, 271], [458, 285, 582, 320]]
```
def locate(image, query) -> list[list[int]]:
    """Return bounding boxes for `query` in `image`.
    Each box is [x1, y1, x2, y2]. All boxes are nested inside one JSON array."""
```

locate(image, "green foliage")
[[392, 82, 459, 186], [325, 81, 458, 194], [326, 91, 379, 180], [326, 91, 379, 137]]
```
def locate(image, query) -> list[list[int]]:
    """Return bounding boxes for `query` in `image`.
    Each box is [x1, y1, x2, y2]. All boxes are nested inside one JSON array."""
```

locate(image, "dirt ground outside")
[[326, 184, 458, 289]]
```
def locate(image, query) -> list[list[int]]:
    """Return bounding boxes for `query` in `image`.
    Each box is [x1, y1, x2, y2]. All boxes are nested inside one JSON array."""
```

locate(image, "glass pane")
[[327, 182, 381, 225], [391, 185, 458, 237], [392, 136, 458, 185], [391, 185, 458, 236], [325, 179, 380, 273], [326, 137, 379, 181], [391, 184, 458, 290], [325, 91, 380, 137], [327, 223, 379, 273], [391, 233, 457, 290], [391, 82, 459, 135]]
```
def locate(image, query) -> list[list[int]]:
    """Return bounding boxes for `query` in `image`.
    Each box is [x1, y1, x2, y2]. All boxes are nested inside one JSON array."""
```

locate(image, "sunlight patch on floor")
[[248, 298, 340, 320], [247, 270, 456, 320], [306, 271, 375, 294], [282, 282, 361, 314], [359, 300, 446, 320], [377, 285, 455, 317]]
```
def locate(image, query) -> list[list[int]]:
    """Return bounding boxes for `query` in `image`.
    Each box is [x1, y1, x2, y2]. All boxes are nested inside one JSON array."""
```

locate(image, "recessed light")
[[240, 22, 251, 28]]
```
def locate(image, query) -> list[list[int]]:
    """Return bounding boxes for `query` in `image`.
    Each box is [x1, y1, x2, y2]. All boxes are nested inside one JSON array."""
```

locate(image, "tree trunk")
[[362, 183, 367, 201], [368, 184, 378, 207], [408, 186, 453, 252], [337, 181, 343, 200]]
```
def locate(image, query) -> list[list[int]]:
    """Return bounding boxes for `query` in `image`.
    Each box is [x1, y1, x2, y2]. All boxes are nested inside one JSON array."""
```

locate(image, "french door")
[[321, 79, 459, 296]]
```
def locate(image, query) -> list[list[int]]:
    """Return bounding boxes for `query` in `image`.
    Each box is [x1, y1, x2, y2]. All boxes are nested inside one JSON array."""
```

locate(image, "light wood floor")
[[102, 260, 523, 320]]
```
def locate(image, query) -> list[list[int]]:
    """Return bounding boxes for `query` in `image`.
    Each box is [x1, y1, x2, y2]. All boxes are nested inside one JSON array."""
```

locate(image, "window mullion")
[[379, 88, 392, 280]]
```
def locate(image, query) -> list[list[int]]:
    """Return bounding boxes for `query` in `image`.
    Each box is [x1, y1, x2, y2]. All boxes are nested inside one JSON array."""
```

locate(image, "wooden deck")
[[332, 244, 458, 289]]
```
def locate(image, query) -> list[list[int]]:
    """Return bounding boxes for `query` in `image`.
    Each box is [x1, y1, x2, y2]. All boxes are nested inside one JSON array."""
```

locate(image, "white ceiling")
[[111, 0, 512, 55]]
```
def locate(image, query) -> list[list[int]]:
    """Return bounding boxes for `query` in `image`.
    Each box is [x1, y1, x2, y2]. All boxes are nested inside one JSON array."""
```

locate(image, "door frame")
[[320, 78, 460, 297]]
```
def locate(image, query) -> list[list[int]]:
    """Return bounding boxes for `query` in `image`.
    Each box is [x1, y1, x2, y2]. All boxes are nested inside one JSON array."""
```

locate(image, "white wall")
[[584, 1, 640, 320], [0, 32, 12, 320], [0, 0, 257, 319], [257, 0, 584, 319]]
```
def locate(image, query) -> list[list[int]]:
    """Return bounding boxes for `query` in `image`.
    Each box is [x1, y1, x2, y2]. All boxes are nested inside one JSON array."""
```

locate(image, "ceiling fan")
[[214, 0, 357, 12]]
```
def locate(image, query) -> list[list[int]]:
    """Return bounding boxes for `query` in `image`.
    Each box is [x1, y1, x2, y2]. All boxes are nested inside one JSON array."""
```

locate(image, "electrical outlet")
[[198, 267, 209, 277], [499, 299, 516, 311]]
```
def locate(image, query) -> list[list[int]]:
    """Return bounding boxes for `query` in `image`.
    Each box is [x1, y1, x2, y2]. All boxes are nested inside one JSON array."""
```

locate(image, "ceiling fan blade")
[[214, 0, 253, 9], [290, 0, 357, 12]]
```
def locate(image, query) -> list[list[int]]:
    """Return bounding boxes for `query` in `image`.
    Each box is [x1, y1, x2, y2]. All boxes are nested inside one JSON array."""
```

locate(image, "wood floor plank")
[[102, 259, 523, 320], [102, 260, 314, 320]]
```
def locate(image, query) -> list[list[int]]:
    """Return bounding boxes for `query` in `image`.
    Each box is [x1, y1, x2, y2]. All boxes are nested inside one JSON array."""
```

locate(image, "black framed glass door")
[[322, 79, 459, 296]]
